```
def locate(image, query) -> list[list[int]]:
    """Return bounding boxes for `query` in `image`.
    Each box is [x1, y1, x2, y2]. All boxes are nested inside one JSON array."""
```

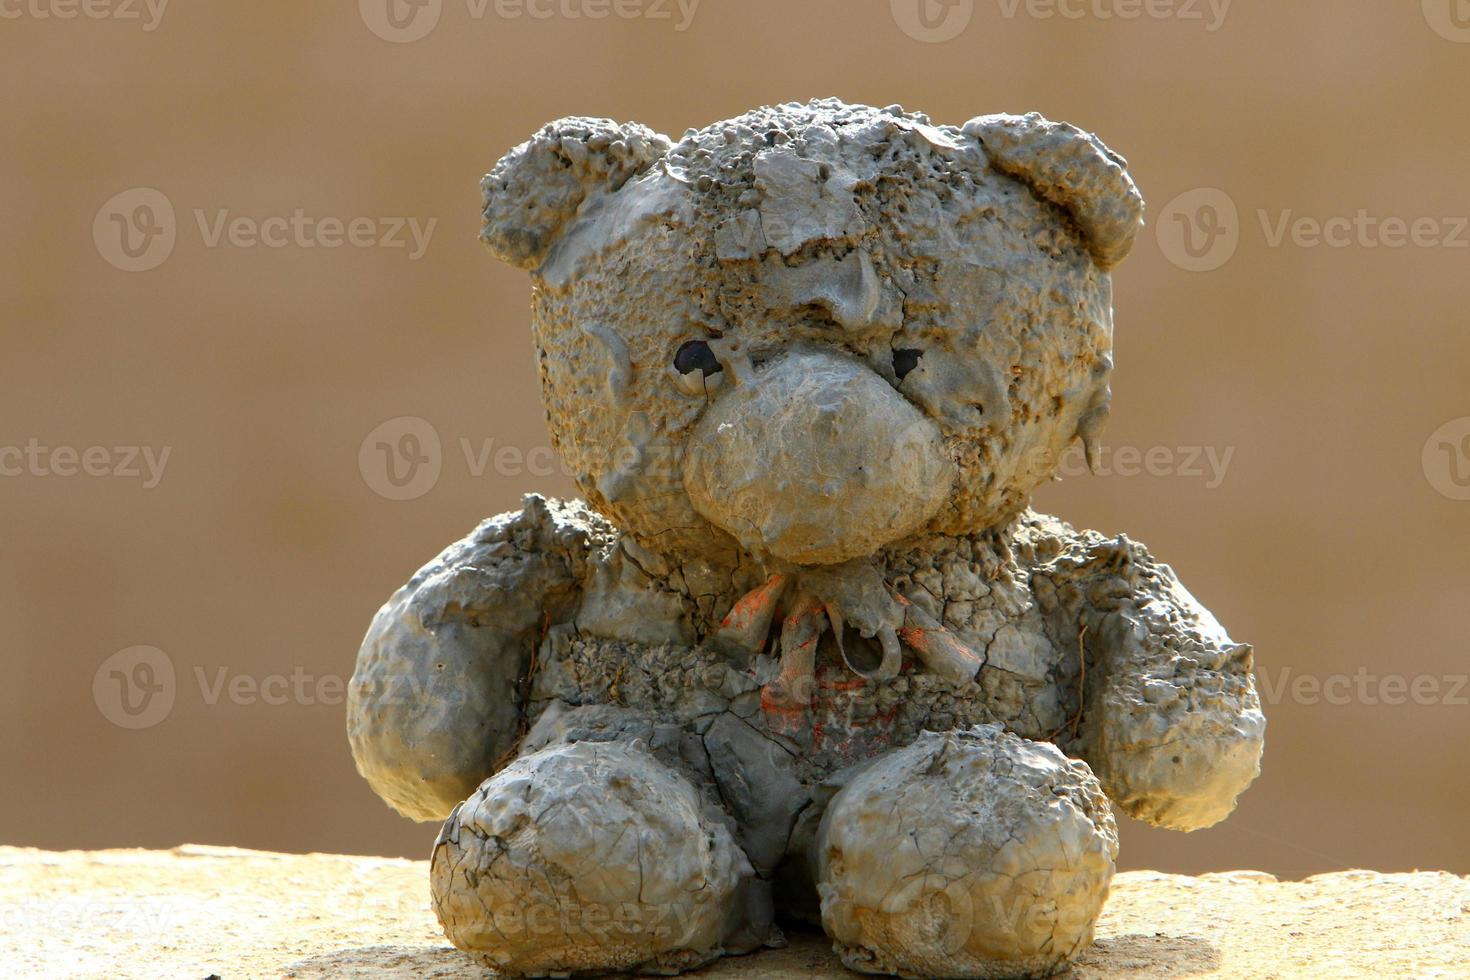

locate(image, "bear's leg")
[[814, 726, 1117, 979], [432, 738, 754, 977]]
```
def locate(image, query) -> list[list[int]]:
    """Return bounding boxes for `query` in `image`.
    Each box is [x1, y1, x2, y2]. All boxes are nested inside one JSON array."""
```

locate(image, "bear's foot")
[[431, 739, 753, 977], [815, 726, 1117, 979]]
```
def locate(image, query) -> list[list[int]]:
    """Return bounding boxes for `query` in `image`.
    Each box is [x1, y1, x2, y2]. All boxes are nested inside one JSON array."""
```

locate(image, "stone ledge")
[[1, 845, 1465, 978]]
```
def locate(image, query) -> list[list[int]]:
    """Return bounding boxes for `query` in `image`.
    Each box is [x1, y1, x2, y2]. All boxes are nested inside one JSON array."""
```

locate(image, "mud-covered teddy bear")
[[348, 99, 1265, 980]]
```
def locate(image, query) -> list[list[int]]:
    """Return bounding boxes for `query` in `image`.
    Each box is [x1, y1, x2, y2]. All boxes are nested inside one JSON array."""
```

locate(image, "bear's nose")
[[683, 349, 956, 566]]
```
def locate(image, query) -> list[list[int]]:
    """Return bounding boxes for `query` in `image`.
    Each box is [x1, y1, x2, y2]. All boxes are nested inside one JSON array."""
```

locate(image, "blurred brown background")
[[2, 0, 1467, 878]]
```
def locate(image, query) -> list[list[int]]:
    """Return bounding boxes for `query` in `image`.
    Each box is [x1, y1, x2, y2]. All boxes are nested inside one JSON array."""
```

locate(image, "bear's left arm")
[[1027, 521, 1265, 832]]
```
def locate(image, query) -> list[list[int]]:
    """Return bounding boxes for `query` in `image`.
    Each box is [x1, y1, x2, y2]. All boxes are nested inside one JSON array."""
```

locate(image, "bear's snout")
[[683, 349, 955, 566]]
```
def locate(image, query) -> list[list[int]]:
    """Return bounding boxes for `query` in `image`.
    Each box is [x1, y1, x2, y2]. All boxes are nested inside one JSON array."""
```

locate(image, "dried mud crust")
[[356, 97, 1268, 977], [525, 510, 1100, 782], [523, 505, 1223, 779], [816, 729, 1119, 979], [448, 493, 1267, 801], [351, 490, 1263, 973], [518, 101, 1125, 568], [431, 740, 755, 977]]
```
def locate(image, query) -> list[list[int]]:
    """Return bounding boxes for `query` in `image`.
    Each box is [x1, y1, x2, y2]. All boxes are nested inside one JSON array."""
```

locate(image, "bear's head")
[[482, 99, 1143, 570]]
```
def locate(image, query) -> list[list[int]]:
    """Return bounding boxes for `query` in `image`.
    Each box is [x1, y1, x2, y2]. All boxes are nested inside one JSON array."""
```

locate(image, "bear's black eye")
[[674, 340, 723, 378], [893, 348, 923, 382]]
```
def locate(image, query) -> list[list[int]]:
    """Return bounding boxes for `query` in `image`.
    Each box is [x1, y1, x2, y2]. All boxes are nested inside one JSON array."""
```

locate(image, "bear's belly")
[[528, 622, 1076, 780]]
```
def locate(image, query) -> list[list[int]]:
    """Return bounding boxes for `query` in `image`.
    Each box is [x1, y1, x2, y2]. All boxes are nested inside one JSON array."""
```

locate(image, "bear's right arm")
[[347, 494, 614, 822]]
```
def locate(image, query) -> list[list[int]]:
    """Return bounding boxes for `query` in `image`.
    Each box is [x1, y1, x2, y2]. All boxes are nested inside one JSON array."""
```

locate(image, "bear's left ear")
[[481, 117, 672, 271], [963, 113, 1144, 271]]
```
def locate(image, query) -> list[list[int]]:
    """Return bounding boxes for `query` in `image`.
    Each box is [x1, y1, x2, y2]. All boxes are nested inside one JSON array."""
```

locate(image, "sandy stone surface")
[[1, 845, 1465, 979]]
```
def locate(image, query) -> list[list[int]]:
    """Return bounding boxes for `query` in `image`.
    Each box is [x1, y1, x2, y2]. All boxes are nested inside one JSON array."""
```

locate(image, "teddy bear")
[[347, 99, 1265, 980]]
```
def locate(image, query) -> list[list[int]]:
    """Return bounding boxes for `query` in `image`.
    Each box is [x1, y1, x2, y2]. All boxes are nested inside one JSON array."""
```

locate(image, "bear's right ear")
[[963, 113, 1144, 271], [481, 117, 672, 271]]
